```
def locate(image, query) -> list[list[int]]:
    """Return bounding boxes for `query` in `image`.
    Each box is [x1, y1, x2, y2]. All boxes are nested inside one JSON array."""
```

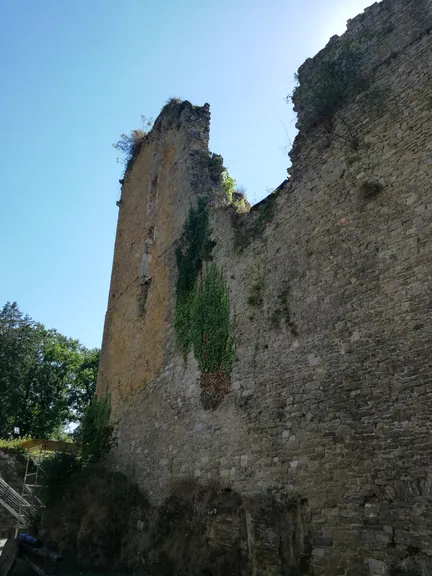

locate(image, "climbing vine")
[[174, 201, 235, 409], [174, 197, 216, 357], [191, 264, 235, 375]]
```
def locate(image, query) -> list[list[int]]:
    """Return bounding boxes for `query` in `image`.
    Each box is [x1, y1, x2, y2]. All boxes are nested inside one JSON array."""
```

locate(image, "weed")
[[359, 180, 384, 200], [113, 115, 153, 174]]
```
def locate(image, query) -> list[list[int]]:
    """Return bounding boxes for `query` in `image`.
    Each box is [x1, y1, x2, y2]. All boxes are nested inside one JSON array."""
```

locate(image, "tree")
[[67, 347, 100, 421], [0, 302, 100, 439]]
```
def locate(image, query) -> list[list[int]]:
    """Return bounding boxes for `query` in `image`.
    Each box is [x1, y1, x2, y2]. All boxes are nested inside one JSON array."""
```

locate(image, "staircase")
[[0, 440, 76, 535], [0, 476, 36, 528]]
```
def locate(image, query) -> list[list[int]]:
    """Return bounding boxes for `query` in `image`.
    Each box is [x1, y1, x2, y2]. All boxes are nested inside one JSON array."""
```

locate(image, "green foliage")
[[68, 348, 100, 419], [291, 42, 364, 131], [174, 204, 235, 404], [222, 170, 236, 203], [0, 435, 31, 458], [39, 452, 84, 507], [0, 302, 100, 439], [174, 198, 216, 356], [113, 116, 153, 172], [37, 397, 113, 513], [191, 265, 235, 375], [207, 153, 224, 183], [231, 186, 250, 214], [173, 293, 195, 359], [0, 436, 30, 450], [175, 198, 215, 299], [74, 395, 113, 464], [173, 202, 235, 379]]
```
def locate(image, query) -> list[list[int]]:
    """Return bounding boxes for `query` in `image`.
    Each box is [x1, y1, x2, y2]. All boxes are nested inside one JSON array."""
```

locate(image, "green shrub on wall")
[[222, 170, 236, 203], [290, 42, 364, 133], [175, 198, 215, 299], [191, 264, 235, 375], [174, 200, 235, 408], [74, 394, 113, 464], [174, 197, 216, 358]]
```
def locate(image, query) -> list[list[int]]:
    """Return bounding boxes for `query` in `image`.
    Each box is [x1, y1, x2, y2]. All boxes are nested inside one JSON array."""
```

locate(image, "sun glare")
[[319, 0, 381, 44]]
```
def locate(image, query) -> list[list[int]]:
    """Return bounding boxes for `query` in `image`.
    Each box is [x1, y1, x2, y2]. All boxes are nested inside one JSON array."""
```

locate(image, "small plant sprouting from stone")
[[207, 155, 249, 211], [332, 112, 361, 151], [222, 169, 249, 211], [247, 266, 265, 308], [359, 180, 384, 200], [207, 153, 224, 183], [113, 115, 153, 173], [222, 170, 236, 203], [234, 189, 279, 253]]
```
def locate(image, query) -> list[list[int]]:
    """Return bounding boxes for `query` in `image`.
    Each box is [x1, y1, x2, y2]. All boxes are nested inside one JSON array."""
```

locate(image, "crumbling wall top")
[[293, 0, 432, 133], [150, 99, 211, 138]]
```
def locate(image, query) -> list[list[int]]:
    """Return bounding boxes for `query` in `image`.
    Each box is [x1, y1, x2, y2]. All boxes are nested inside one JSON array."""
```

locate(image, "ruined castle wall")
[[98, 103, 211, 413], [98, 1, 432, 573]]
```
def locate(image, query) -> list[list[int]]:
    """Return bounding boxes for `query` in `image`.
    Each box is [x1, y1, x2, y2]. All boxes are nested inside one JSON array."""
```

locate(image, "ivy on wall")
[[174, 199, 235, 409], [191, 264, 235, 375], [174, 197, 216, 358]]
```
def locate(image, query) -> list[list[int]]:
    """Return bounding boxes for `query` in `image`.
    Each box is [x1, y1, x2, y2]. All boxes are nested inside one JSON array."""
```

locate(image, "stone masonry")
[[98, 1, 432, 573]]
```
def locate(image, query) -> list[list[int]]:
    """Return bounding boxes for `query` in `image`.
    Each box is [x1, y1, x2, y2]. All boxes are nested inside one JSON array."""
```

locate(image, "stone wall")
[[97, 1, 432, 574]]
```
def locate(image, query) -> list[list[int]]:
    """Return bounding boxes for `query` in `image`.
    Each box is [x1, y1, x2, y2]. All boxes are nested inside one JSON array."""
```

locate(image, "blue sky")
[[0, 0, 376, 349]]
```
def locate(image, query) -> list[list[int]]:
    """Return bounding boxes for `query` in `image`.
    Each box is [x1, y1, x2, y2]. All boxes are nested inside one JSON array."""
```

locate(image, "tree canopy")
[[0, 302, 100, 439]]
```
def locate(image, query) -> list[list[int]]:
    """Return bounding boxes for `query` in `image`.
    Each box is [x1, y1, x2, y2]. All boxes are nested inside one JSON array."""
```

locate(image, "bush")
[[113, 116, 153, 173], [35, 396, 113, 516], [39, 452, 83, 506], [113, 130, 146, 167], [291, 42, 364, 132], [73, 395, 113, 464], [222, 170, 236, 203], [0, 435, 31, 459]]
